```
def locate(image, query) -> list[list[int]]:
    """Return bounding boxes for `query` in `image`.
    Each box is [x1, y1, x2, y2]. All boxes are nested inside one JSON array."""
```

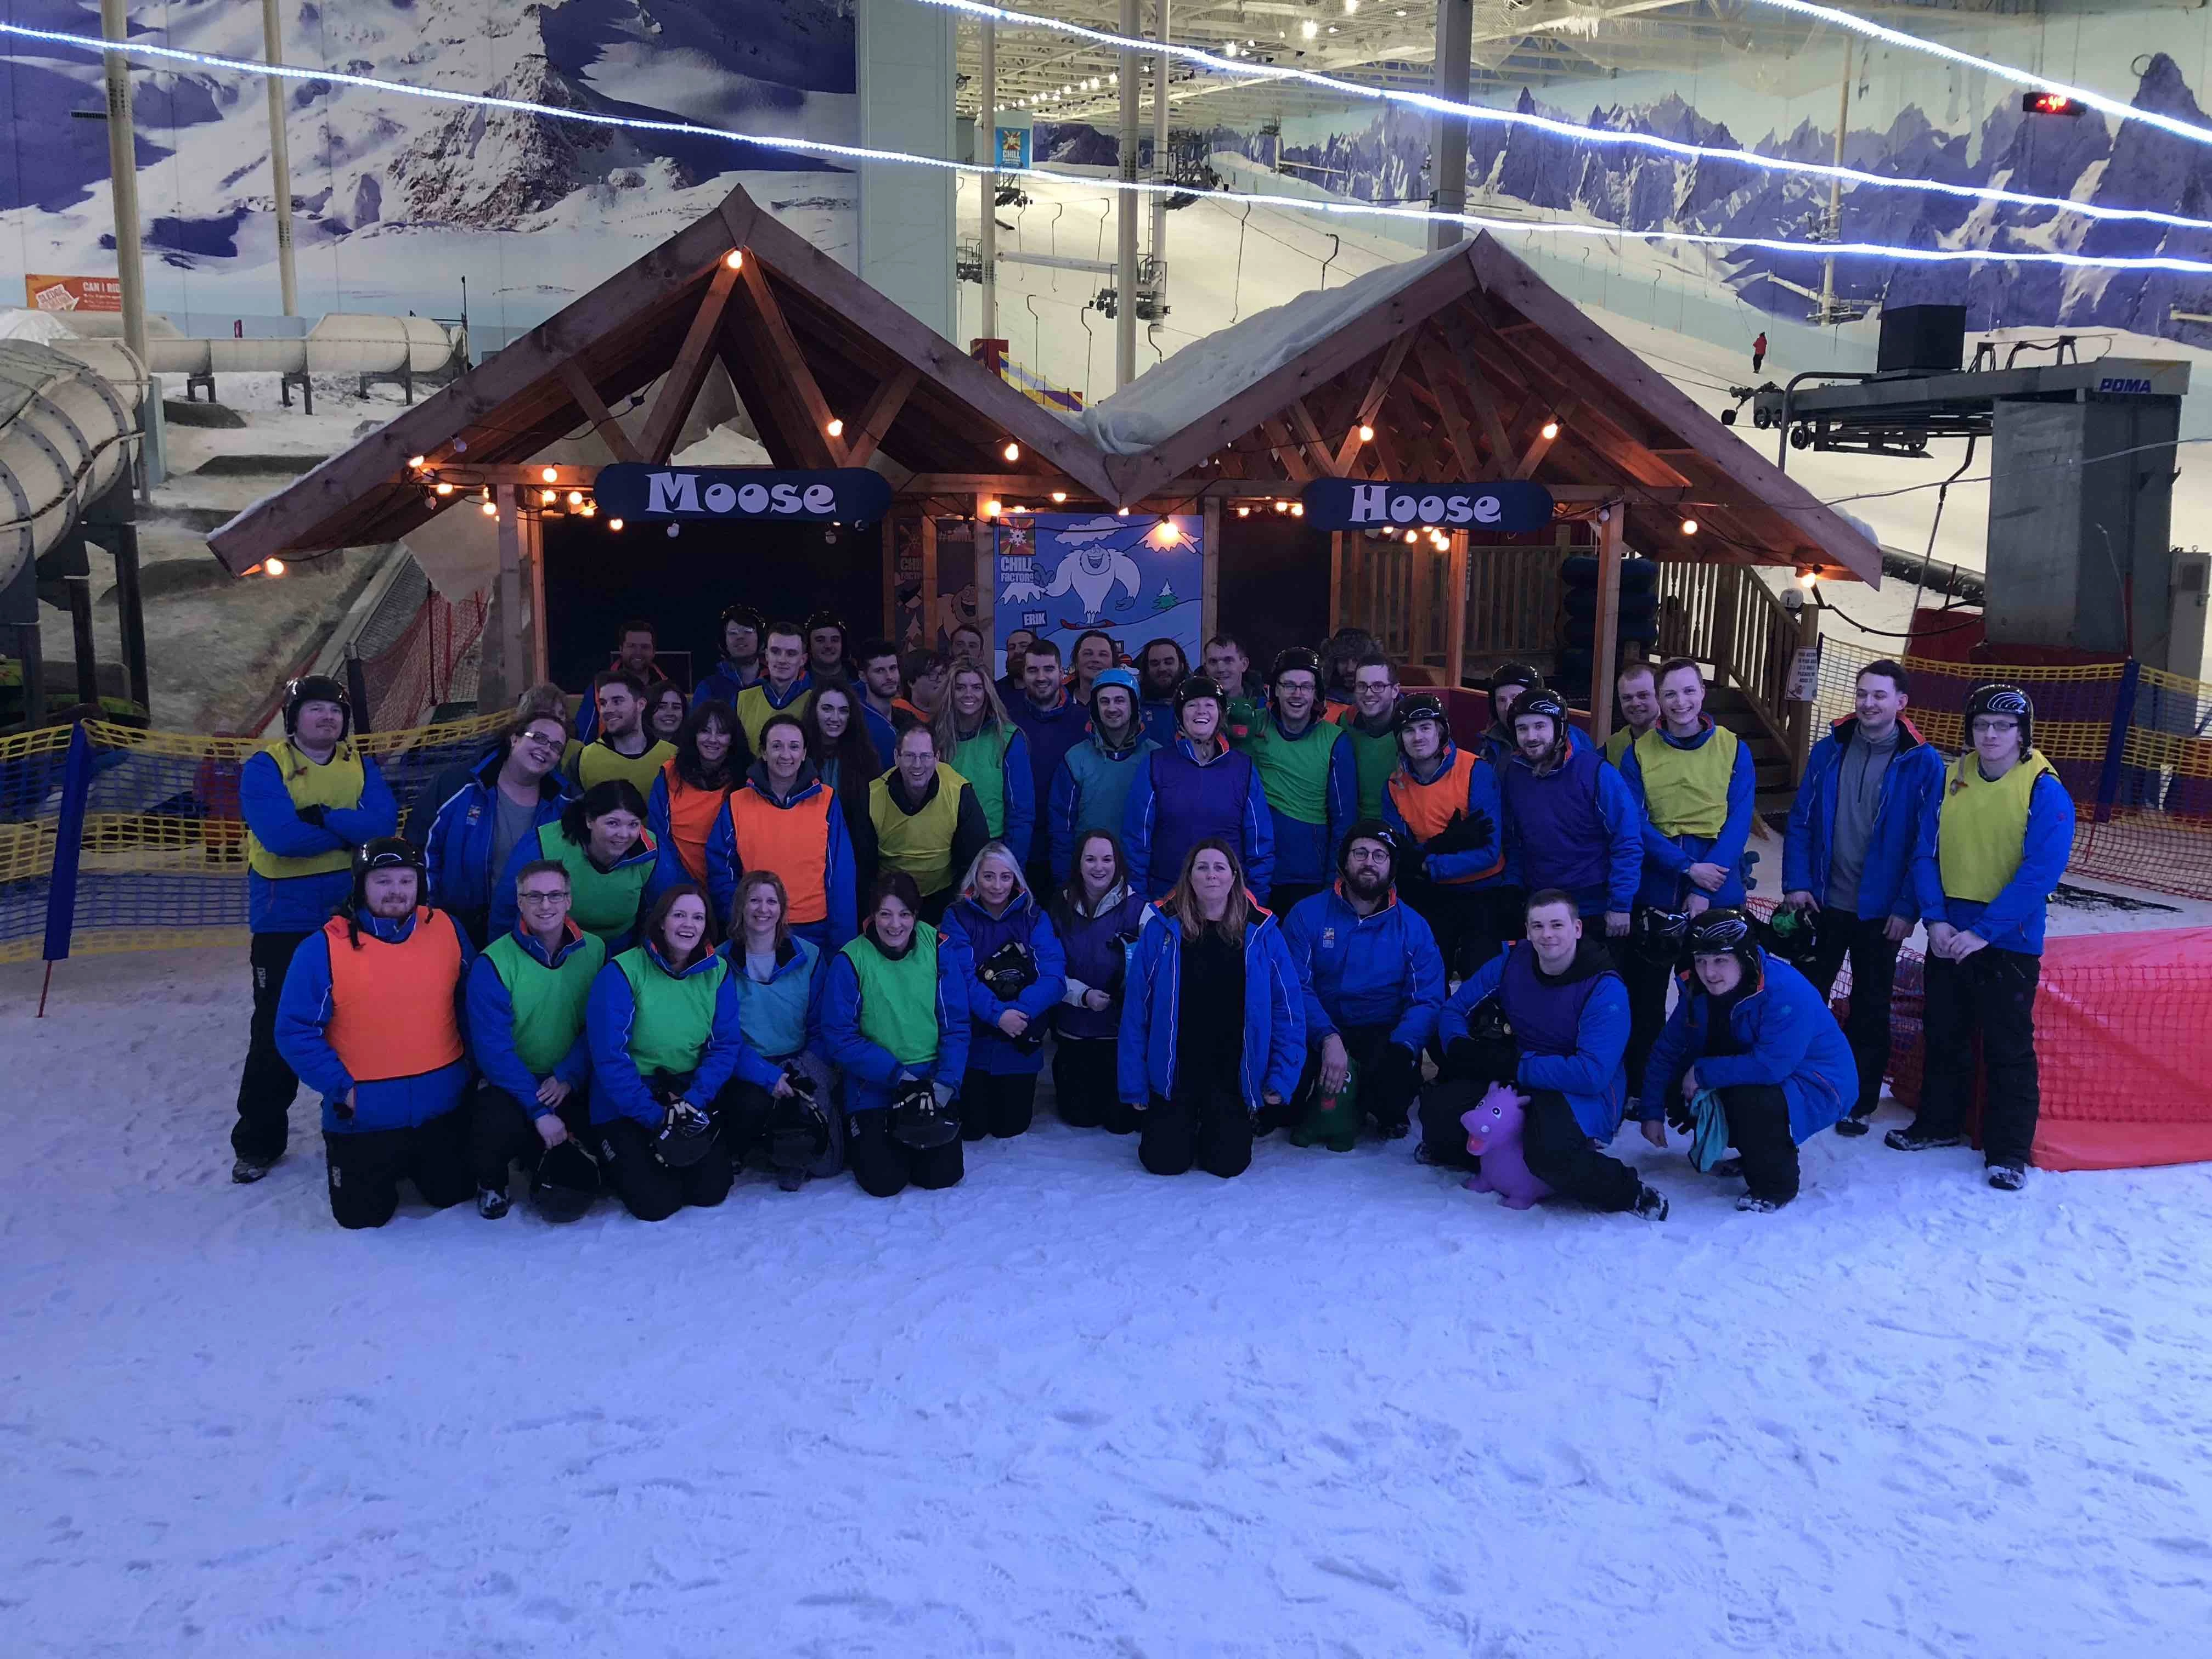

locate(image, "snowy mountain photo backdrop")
[[0, 0, 856, 340], [1035, 8, 2212, 347]]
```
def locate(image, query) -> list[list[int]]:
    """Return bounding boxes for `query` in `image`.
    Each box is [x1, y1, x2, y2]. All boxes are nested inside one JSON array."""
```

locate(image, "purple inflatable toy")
[[1460, 1082, 1554, 1210]]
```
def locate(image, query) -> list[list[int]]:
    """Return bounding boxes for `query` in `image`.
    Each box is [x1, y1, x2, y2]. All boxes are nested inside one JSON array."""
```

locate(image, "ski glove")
[[1444, 1035, 1516, 1085], [296, 804, 329, 827], [1422, 808, 1495, 859], [1664, 1091, 1697, 1136]]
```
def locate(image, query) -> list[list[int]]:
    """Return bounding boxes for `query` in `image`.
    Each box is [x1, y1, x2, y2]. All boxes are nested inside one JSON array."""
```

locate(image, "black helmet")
[[531, 1138, 600, 1223], [653, 1101, 715, 1169], [1336, 817, 1401, 875], [282, 673, 351, 737], [720, 602, 764, 637], [1511, 690, 1569, 735], [1487, 662, 1545, 714], [1963, 682, 2034, 753], [764, 1073, 830, 1190], [1464, 992, 1514, 1048], [1173, 674, 1226, 715], [805, 608, 846, 637], [888, 1078, 960, 1150], [1633, 905, 1691, 964], [1393, 690, 1449, 736], [979, 939, 1040, 1002], [1268, 646, 1323, 687], [1759, 903, 1822, 968], [349, 836, 426, 912], [1685, 907, 1760, 972]]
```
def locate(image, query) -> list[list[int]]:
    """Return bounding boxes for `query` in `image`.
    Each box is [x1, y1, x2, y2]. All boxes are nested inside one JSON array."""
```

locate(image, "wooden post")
[[919, 516, 940, 646], [1710, 563, 1740, 689], [973, 514, 995, 653], [1328, 531, 1344, 634], [1201, 495, 1221, 645], [881, 516, 899, 637], [1444, 529, 1469, 691], [522, 508, 549, 686], [1589, 505, 1625, 745], [1788, 594, 1821, 785], [494, 483, 523, 710]]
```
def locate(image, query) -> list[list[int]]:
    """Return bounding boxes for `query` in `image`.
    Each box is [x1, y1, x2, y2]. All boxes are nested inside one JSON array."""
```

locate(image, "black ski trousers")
[[1419, 1077, 1641, 1212], [1053, 1036, 1136, 1132], [1914, 946, 2042, 1169], [960, 1070, 1038, 1141], [846, 1107, 966, 1198], [1139, 1086, 1254, 1179], [594, 1115, 735, 1222], [1800, 910, 1902, 1119], [1403, 882, 1519, 983], [1717, 1082, 1800, 1204], [234, 929, 311, 1164], [470, 1084, 591, 1190], [1621, 944, 1674, 1103], [323, 1110, 472, 1230]]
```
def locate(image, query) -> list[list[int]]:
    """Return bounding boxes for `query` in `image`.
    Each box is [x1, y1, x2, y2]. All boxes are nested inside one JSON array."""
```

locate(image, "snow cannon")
[[1460, 1082, 1553, 1210]]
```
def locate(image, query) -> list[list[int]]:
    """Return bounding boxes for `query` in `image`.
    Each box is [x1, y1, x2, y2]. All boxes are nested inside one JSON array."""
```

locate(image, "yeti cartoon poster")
[[992, 513, 1203, 675]]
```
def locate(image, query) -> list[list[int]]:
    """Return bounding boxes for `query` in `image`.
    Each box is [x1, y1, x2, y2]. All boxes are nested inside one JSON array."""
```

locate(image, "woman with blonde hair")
[[939, 839, 1065, 1141], [932, 663, 1034, 866], [719, 869, 840, 1188], [1117, 837, 1304, 1178]]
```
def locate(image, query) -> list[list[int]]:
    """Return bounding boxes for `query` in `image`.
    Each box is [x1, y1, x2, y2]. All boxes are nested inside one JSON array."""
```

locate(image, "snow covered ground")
[[8, 944, 2212, 1655]]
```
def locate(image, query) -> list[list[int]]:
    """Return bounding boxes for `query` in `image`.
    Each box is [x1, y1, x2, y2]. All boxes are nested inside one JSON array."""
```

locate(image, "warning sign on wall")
[[25, 274, 122, 313]]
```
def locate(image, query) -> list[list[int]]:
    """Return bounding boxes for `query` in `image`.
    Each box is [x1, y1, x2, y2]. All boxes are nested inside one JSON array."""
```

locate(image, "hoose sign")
[[1300, 478, 1554, 533], [596, 465, 893, 526]]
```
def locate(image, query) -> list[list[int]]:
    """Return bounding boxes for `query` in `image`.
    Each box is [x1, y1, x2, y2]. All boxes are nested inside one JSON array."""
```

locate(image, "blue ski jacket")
[[423, 750, 572, 934], [1121, 735, 1276, 902], [1617, 720, 1758, 910], [1280, 884, 1445, 1054], [1784, 717, 1946, 921], [939, 885, 1068, 1076], [239, 744, 398, 933], [1117, 904, 1304, 1109], [274, 909, 473, 1133], [583, 944, 782, 1127], [819, 926, 975, 1113], [1644, 949, 1857, 1143]]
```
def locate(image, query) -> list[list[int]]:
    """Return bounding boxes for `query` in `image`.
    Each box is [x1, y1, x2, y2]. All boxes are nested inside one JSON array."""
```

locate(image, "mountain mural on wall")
[[1158, 53, 2212, 346], [0, 0, 857, 323]]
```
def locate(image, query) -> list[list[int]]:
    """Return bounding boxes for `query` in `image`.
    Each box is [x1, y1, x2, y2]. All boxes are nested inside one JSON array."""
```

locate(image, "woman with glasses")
[[424, 708, 575, 946]]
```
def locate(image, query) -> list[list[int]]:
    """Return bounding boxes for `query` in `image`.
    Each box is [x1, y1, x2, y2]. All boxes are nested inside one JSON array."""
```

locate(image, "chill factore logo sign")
[[993, 513, 1203, 675], [595, 465, 893, 526], [1299, 478, 1554, 533]]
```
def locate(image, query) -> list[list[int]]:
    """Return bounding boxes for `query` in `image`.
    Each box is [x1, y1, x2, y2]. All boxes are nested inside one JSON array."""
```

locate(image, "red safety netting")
[[1878, 929, 2212, 1171]]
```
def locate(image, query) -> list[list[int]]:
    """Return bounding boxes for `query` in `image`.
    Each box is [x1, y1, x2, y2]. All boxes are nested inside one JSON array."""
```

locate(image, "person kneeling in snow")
[[1280, 822, 1445, 1144], [1645, 908, 1857, 1212], [821, 871, 975, 1198], [275, 837, 475, 1229], [1118, 839, 1305, 1179], [465, 857, 603, 1221], [585, 884, 794, 1222], [1419, 889, 1669, 1220], [940, 842, 1068, 1143]]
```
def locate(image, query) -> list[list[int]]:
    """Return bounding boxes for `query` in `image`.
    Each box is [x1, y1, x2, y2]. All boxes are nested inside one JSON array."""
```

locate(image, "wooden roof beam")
[[636, 261, 742, 464], [556, 359, 642, 465], [1329, 334, 1416, 475], [844, 365, 921, 467]]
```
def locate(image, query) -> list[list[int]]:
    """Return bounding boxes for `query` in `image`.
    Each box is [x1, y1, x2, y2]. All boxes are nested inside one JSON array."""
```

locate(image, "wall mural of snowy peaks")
[[1043, 25, 2212, 349], [0, 0, 857, 336]]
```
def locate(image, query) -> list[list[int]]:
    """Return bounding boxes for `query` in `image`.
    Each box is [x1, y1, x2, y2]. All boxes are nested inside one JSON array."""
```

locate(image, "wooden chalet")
[[211, 185, 1880, 781]]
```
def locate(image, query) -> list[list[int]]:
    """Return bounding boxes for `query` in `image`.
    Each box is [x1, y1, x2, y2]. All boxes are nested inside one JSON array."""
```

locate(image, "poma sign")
[[595, 464, 894, 526], [1300, 478, 1554, 533]]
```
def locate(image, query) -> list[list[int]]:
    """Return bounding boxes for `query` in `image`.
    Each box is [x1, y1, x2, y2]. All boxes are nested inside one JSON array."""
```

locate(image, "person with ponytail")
[[933, 664, 1036, 866], [490, 778, 667, 951], [1049, 830, 1147, 1132], [820, 871, 974, 1197], [939, 841, 1066, 1141], [1117, 838, 1304, 1178], [584, 884, 792, 1221]]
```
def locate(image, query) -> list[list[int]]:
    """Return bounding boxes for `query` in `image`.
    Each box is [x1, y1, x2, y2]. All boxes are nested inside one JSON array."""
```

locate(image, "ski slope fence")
[[5, 711, 507, 968], [1812, 641, 2212, 904]]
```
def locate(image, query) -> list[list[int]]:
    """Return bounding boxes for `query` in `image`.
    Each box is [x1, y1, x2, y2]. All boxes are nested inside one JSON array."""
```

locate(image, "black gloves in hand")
[[296, 804, 329, 827], [1665, 1093, 1696, 1135], [1422, 808, 1496, 860]]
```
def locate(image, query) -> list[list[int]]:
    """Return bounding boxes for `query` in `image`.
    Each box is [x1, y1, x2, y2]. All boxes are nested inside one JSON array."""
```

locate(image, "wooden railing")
[[1336, 537, 1561, 672]]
